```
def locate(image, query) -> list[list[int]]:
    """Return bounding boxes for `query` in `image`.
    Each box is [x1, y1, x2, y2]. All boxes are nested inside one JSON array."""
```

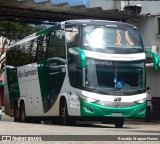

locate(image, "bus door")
[[67, 50, 82, 116], [44, 28, 66, 115], [47, 58, 66, 106], [66, 25, 81, 116]]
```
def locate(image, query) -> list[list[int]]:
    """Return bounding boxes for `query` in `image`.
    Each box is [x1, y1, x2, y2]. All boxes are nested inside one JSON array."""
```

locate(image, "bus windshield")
[[84, 58, 145, 95], [82, 25, 143, 50]]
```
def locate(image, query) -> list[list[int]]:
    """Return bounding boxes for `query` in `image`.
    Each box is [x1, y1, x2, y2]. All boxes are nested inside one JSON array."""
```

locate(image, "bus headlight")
[[86, 97, 99, 103], [77, 93, 99, 103], [135, 99, 146, 104]]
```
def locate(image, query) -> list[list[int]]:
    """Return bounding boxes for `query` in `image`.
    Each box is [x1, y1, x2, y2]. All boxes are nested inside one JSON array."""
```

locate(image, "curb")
[[125, 119, 160, 125]]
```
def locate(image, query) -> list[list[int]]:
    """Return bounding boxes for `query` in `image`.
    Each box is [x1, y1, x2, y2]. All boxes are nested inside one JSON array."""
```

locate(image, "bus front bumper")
[[80, 100, 146, 119]]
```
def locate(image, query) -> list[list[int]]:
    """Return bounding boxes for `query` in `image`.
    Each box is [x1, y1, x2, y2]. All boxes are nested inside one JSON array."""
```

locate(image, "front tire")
[[60, 100, 76, 126], [115, 118, 124, 128], [60, 101, 70, 125]]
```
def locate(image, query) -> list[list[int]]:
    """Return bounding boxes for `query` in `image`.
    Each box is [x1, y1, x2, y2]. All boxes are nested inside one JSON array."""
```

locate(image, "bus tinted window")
[[36, 36, 47, 61], [83, 25, 142, 49], [68, 53, 82, 88], [6, 39, 37, 67], [48, 29, 65, 59], [85, 58, 145, 95]]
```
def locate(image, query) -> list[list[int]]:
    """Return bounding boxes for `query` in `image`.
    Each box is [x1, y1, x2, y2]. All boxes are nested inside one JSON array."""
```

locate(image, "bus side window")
[[68, 53, 82, 89], [48, 29, 65, 59], [36, 36, 47, 61], [6, 39, 37, 67], [66, 26, 79, 48]]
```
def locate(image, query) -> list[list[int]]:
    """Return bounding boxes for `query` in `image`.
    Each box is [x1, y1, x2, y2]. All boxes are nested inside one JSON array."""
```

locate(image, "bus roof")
[[8, 19, 137, 48], [65, 19, 137, 29]]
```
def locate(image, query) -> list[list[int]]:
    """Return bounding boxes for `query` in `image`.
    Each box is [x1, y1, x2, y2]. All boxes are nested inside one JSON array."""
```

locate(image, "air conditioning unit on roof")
[[124, 5, 141, 15]]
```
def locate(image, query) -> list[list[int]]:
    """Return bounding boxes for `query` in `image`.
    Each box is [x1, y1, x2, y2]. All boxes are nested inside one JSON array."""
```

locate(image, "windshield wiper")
[[85, 86, 98, 91], [84, 86, 110, 95]]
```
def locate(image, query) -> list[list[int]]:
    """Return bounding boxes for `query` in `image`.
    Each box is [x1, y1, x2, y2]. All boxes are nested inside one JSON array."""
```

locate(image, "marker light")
[[77, 93, 99, 103]]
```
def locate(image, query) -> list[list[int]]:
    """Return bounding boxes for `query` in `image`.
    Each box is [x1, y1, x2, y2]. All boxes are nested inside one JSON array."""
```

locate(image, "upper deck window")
[[82, 25, 143, 50]]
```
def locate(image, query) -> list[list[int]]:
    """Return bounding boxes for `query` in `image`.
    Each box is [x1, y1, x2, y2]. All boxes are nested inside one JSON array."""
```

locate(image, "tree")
[[0, 21, 45, 40], [0, 20, 45, 70]]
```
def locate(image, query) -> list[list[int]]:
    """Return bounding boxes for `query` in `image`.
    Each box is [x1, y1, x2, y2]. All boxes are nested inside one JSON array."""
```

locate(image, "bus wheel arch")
[[13, 100, 19, 122]]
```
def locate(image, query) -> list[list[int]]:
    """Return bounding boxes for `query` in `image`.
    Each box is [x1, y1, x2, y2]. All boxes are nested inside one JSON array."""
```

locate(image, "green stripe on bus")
[[36, 26, 54, 37], [145, 50, 159, 71], [37, 60, 49, 113], [78, 48, 86, 68], [80, 99, 146, 119]]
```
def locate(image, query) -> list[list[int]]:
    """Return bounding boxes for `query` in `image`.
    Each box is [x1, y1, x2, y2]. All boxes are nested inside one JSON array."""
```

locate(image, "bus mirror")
[[78, 48, 86, 68], [68, 47, 86, 68], [145, 50, 159, 71]]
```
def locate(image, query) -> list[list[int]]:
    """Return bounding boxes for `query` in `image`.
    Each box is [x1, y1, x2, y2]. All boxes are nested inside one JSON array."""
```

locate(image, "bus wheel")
[[19, 103, 27, 123], [115, 118, 124, 128], [60, 101, 70, 125], [52, 117, 61, 125], [14, 103, 20, 122]]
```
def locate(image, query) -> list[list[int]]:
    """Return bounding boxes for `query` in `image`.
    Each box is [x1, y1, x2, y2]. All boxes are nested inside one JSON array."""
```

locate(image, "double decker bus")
[[4, 20, 146, 128]]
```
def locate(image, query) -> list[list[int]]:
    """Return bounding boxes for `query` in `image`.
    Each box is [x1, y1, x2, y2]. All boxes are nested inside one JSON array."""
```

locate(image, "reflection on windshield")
[[83, 25, 142, 49], [84, 28, 105, 48], [85, 58, 145, 95]]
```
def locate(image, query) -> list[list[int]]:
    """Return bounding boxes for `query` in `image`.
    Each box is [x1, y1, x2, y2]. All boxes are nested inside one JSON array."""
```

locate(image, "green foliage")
[[0, 21, 45, 70], [0, 21, 45, 40]]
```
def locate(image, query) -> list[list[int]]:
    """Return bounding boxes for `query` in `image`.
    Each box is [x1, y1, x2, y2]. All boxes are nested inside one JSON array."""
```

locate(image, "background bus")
[[4, 20, 146, 128]]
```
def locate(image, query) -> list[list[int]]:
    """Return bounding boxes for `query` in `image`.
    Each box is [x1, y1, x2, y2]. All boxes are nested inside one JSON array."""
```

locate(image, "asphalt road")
[[0, 114, 160, 144]]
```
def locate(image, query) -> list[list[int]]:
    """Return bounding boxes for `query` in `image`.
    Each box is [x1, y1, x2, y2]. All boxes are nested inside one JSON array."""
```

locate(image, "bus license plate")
[[112, 113, 122, 117]]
